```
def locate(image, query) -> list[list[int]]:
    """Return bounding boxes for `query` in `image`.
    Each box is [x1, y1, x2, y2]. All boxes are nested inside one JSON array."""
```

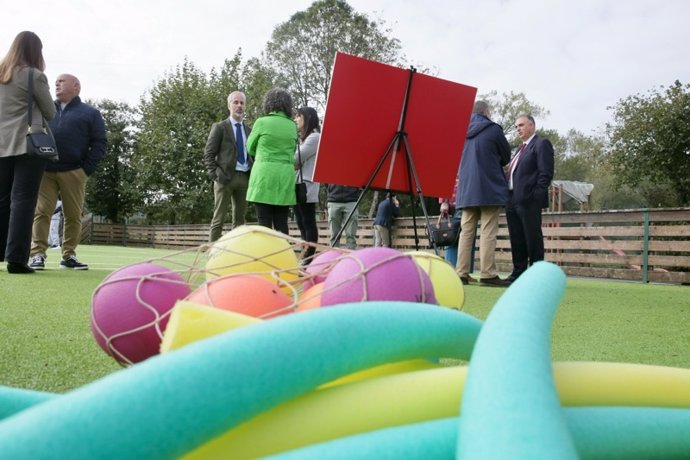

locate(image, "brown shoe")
[[479, 276, 510, 287]]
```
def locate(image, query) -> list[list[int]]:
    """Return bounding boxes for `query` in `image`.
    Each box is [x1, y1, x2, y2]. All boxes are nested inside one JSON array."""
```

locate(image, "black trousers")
[[505, 197, 545, 278], [254, 203, 290, 235], [294, 202, 318, 261], [0, 155, 46, 264]]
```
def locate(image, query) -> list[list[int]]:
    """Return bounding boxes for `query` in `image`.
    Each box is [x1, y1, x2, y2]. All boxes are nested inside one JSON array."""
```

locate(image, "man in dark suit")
[[505, 114, 554, 283], [203, 91, 252, 242]]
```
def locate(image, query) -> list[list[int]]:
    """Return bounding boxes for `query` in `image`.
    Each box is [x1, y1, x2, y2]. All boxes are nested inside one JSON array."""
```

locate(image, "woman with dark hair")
[[0, 31, 56, 274], [246, 88, 298, 234], [293, 106, 321, 264]]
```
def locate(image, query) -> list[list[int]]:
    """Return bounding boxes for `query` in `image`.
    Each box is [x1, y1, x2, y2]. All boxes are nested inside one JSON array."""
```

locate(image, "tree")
[[85, 99, 139, 222], [552, 129, 604, 182], [606, 80, 690, 206], [132, 52, 276, 224], [239, 56, 281, 122], [264, 0, 404, 112], [133, 58, 220, 224], [479, 90, 549, 142]]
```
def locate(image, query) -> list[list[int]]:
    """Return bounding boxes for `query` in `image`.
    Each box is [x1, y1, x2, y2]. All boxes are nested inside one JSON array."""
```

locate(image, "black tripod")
[[332, 66, 439, 254]]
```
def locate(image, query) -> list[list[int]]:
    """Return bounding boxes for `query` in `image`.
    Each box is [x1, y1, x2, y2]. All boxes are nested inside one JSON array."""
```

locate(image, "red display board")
[[314, 52, 477, 198]]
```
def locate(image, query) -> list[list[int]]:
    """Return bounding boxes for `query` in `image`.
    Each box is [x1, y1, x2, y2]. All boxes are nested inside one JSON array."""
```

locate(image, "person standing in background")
[[326, 184, 360, 249], [439, 176, 459, 266], [48, 198, 62, 248], [293, 106, 321, 264], [203, 91, 252, 242], [373, 193, 400, 247], [455, 100, 511, 287], [246, 88, 297, 234], [0, 31, 56, 274], [505, 113, 554, 283], [29, 73, 107, 270]]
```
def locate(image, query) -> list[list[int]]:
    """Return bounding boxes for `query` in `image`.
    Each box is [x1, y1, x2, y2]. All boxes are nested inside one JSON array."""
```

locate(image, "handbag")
[[429, 215, 460, 247], [26, 68, 59, 162], [295, 142, 307, 204]]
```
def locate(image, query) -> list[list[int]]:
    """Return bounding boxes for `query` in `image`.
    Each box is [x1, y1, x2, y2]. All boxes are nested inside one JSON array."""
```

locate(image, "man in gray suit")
[[203, 91, 252, 242]]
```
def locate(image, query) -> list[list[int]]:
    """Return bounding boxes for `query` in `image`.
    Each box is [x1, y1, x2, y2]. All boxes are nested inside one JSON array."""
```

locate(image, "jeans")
[[327, 201, 358, 249]]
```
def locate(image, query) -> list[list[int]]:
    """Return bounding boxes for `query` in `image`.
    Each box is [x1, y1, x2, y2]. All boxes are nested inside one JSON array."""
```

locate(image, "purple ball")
[[90, 262, 191, 365], [321, 247, 437, 306]]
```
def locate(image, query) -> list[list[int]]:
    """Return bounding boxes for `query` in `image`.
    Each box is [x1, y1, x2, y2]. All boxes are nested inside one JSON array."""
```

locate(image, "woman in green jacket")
[[246, 88, 298, 234]]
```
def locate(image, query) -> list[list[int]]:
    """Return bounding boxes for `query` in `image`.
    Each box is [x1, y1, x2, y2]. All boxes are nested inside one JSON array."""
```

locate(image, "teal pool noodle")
[[0, 301, 481, 459], [270, 407, 690, 459], [0, 386, 54, 420], [457, 261, 577, 459]]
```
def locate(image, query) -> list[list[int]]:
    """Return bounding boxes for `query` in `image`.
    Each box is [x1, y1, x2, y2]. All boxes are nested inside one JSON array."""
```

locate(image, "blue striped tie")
[[235, 122, 245, 164]]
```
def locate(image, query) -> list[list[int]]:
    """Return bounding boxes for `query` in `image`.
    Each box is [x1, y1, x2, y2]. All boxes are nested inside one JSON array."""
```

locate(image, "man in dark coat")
[[505, 114, 554, 283], [30, 74, 107, 271], [455, 101, 511, 286]]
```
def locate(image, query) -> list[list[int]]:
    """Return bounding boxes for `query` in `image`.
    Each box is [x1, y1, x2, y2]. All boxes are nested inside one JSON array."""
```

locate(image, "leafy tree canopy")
[[264, 0, 404, 112], [479, 90, 549, 143], [606, 80, 690, 205], [85, 99, 139, 222]]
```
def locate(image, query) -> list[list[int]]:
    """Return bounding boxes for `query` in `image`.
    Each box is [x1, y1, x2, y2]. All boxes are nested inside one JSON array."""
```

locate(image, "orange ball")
[[296, 282, 325, 312], [187, 275, 293, 319]]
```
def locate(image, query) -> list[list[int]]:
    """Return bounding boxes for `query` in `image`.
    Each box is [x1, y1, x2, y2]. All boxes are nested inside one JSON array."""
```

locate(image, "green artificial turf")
[[1, 245, 689, 394], [0, 245, 179, 392], [461, 278, 690, 368]]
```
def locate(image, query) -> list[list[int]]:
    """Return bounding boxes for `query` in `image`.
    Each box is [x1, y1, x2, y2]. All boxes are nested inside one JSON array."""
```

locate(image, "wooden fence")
[[83, 208, 690, 284]]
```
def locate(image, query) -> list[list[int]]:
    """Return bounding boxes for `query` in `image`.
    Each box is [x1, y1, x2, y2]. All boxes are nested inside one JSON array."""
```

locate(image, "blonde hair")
[[0, 31, 46, 84]]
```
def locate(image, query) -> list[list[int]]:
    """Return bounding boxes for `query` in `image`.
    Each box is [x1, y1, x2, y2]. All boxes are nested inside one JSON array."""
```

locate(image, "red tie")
[[507, 143, 527, 179]]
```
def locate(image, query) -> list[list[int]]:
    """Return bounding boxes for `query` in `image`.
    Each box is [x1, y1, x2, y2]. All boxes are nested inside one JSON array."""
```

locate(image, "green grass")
[[0, 245, 180, 392], [1, 244, 688, 393], [461, 278, 690, 368]]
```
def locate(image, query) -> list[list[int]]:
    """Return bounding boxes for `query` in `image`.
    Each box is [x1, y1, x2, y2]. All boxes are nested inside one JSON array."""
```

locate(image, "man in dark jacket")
[[505, 114, 554, 283], [30, 74, 107, 270], [373, 193, 400, 247], [455, 101, 511, 286], [327, 184, 360, 249]]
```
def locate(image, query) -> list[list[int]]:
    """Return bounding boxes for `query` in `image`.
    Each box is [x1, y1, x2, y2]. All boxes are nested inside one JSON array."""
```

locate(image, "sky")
[[3, 0, 689, 135]]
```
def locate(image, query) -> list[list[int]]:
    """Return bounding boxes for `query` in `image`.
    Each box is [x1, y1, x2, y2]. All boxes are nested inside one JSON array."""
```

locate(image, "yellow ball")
[[205, 225, 300, 288], [404, 250, 464, 310]]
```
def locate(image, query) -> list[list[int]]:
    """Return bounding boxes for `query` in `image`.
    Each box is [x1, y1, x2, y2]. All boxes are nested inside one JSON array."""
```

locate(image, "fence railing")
[[83, 208, 690, 284]]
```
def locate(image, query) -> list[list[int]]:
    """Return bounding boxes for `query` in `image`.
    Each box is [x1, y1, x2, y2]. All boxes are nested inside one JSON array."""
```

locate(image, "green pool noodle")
[[457, 261, 577, 459], [0, 301, 481, 459], [0, 386, 53, 420]]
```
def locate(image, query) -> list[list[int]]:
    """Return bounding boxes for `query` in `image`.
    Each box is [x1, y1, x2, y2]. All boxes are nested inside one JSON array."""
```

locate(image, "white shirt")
[[508, 133, 536, 190]]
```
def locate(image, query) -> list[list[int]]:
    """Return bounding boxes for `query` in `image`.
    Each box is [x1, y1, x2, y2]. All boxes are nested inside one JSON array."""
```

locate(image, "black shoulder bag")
[[295, 141, 307, 204], [26, 68, 59, 162]]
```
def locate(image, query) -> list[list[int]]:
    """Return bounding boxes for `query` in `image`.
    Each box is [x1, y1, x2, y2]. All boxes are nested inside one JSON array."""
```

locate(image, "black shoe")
[[7, 262, 35, 274], [480, 276, 511, 287], [505, 273, 522, 284], [458, 274, 476, 285], [60, 256, 89, 270]]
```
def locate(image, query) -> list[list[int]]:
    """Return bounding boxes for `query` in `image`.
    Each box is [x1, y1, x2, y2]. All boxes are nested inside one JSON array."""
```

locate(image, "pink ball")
[[90, 262, 191, 365], [304, 249, 344, 286], [321, 247, 436, 306]]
